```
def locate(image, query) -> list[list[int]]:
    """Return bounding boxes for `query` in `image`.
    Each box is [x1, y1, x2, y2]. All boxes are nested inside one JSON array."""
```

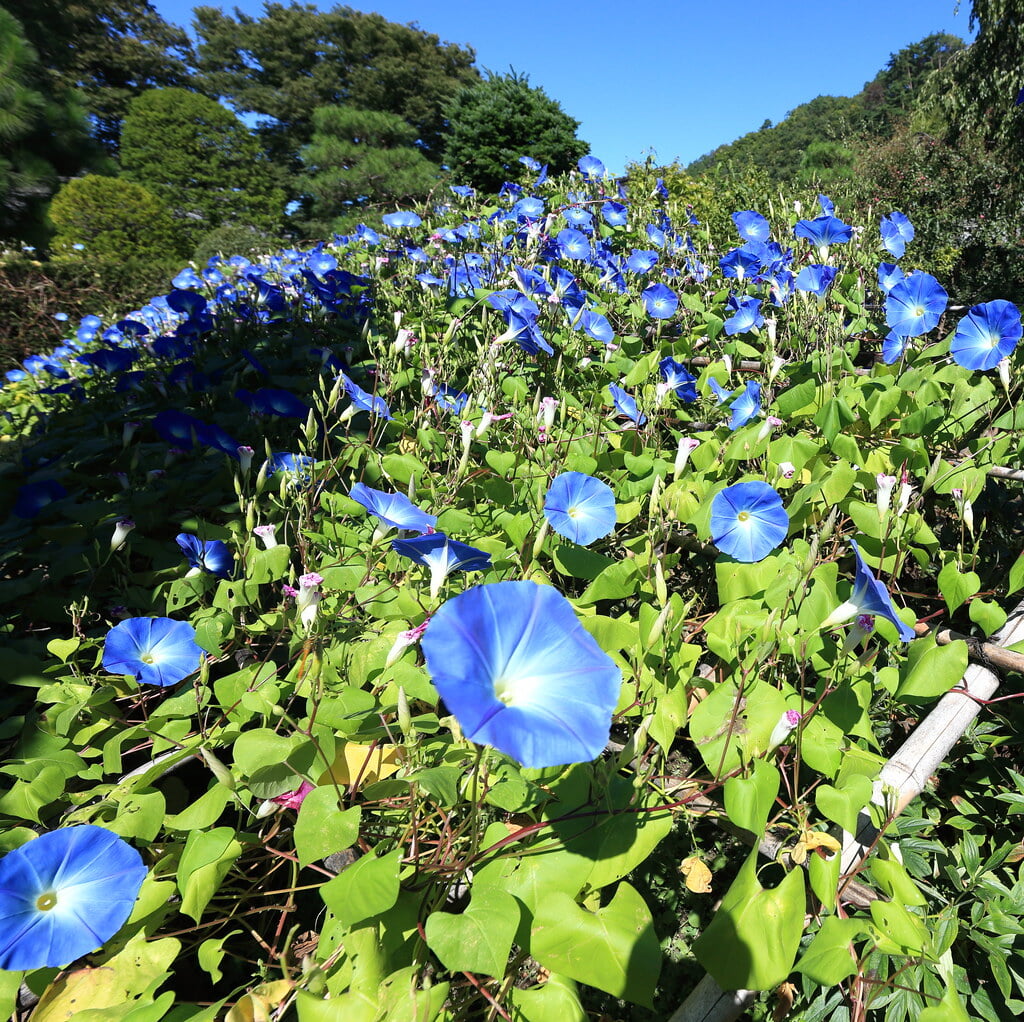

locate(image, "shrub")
[[48, 174, 188, 264]]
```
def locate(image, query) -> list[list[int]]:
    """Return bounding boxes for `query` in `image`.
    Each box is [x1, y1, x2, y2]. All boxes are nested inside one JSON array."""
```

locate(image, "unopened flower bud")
[[538, 396, 559, 430], [768, 709, 802, 751], [674, 437, 700, 478], [254, 524, 278, 549], [110, 517, 135, 551], [237, 445, 254, 475], [876, 473, 897, 517]]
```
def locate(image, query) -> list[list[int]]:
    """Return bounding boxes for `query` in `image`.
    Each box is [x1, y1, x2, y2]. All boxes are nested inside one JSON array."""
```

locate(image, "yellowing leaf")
[[318, 742, 402, 788], [225, 980, 293, 1022], [680, 856, 713, 893], [804, 830, 842, 855]]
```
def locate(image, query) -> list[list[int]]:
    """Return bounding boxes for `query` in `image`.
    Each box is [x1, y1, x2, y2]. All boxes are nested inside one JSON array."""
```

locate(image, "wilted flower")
[[876, 473, 897, 517], [674, 437, 701, 477], [767, 710, 802, 751], [386, 618, 430, 667], [254, 524, 278, 549]]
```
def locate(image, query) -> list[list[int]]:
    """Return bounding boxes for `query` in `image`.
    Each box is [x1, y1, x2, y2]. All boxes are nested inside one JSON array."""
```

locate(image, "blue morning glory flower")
[[577, 155, 606, 180], [885, 271, 948, 337], [421, 581, 621, 768], [709, 481, 789, 562], [0, 826, 147, 970], [882, 331, 910, 365], [818, 194, 835, 216], [880, 211, 915, 259], [794, 215, 853, 255], [268, 452, 315, 484], [513, 196, 545, 220], [728, 381, 762, 430], [659, 357, 698, 402], [578, 310, 614, 344], [339, 374, 392, 420], [642, 282, 678, 319], [626, 249, 659, 274], [877, 262, 905, 293], [731, 210, 771, 244], [707, 378, 731, 404], [949, 300, 1022, 371], [723, 295, 764, 335], [820, 539, 916, 641], [601, 201, 628, 227], [306, 250, 337, 278], [176, 534, 233, 578], [13, 479, 68, 518], [543, 472, 617, 546], [795, 264, 838, 299], [608, 383, 646, 426], [563, 206, 593, 229], [392, 533, 491, 599], [237, 388, 311, 419], [382, 210, 422, 229], [102, 617, 205, 687], [172, 267, 203, 289], [557, 229, 592, 261], [646, 224, 667, 248], [350, 483, 436, 534], [719, 246, 762, 281]]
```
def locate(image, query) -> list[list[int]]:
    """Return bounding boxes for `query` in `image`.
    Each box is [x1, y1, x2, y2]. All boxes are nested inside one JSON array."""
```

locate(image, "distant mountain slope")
[[688, 33, 965, 182]]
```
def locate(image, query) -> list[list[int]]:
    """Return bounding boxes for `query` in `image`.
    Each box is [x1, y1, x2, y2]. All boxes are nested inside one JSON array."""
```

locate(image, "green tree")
[[0, 0, 193, 154], [193, 2, 478, 178], [0, 9, 97, 247], [443, 71, 589, 193], [48, 174, 187, 262], [923, 2, 1023, 168], [298, 107, 438, 231], [120, 88, 285, 248]]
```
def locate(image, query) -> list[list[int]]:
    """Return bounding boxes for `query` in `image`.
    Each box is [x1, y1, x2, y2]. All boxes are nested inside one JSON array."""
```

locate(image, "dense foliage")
[[0, 0, 193, 155], [191, 2, 479, 175], [48, 174, 187, 264], [0, 9, 98, 248], [2, 154, 1024, 1022], [120, 88, 286, 248], [442, 71, 590, 192], [298, 106, 439, 231]]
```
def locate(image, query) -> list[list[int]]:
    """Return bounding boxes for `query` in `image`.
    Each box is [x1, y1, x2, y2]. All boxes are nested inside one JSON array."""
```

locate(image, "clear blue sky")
[[153, 0, 974, 174]]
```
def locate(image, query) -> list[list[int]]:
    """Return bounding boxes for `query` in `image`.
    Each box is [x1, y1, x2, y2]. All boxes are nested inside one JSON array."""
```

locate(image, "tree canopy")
[[299, 106, 438, 231], [192, 2, 479, 175], [120, 88, 285, 249], [442, 71, 589, 193], [0, 8, 97, 247], [1, 0, 193, 154]]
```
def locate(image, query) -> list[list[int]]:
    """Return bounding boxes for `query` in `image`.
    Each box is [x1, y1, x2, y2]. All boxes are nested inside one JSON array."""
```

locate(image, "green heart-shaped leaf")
[[425, 887, 520, 977]]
